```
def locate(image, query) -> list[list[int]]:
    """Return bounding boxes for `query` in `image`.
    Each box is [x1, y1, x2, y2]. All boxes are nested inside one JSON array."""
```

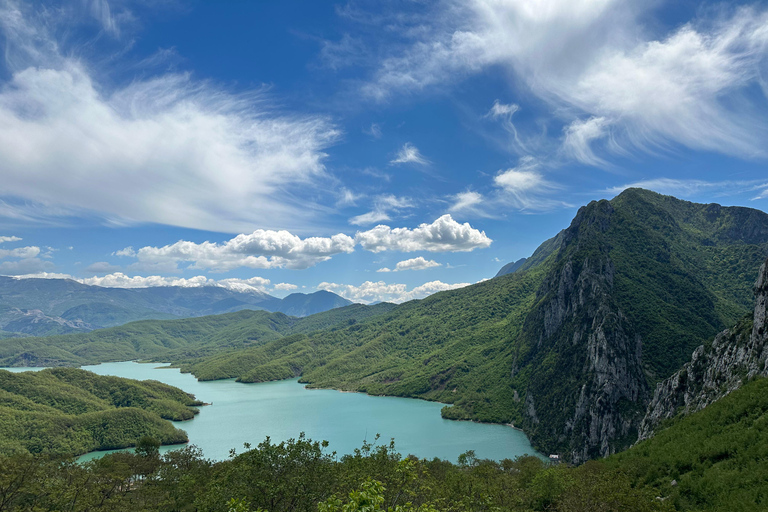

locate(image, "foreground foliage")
[[0, 435, 666, 512]]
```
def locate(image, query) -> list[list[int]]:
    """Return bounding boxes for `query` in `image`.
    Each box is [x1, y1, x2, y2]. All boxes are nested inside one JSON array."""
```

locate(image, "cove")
[[11, 362, 545, 463]]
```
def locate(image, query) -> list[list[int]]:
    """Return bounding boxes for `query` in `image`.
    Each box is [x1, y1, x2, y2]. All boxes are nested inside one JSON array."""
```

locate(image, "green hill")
[[0, 368, 201, 455]]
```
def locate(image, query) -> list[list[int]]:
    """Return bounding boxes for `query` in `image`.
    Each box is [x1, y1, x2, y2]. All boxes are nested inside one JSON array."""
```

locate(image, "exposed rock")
[[638, 258, 768, 440], [522, 200, 649, 463]]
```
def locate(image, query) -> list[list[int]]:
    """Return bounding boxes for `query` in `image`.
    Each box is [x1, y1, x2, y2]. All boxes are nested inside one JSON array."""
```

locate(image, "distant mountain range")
[[0, 277, 352, 337]]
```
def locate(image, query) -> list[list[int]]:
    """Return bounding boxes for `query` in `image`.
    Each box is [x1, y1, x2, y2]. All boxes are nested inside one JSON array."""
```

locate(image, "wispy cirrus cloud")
[[0, 0, 341, 233], [349, 194, 413, 226], [355, 0, 768, 165], [390, 142, 429, 166]]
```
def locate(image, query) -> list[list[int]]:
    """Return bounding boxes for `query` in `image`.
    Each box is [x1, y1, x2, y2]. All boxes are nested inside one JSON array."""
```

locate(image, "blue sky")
[[0, 0, 767, 303]]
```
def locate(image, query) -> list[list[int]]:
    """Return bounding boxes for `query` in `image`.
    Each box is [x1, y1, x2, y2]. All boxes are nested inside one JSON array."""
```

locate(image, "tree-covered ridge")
[[0, 368, 201, 455], [0, 302, 395, 368]]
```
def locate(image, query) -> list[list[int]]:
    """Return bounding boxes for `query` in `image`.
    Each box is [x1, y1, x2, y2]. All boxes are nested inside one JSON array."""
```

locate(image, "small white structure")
[[549, 454, 560, 463]]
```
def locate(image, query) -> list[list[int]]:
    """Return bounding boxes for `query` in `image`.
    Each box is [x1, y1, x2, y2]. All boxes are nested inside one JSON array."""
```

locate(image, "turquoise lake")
[[5, 362, 543, 463]]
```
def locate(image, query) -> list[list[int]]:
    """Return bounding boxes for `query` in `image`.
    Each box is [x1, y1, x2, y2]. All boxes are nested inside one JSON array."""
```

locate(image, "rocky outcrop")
[[522, 201, 649, 463], [638, 258, 768, 440]]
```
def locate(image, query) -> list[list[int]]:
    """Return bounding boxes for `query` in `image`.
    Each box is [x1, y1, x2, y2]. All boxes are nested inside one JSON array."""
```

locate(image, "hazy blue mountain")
[[0, 277, 352, 336]]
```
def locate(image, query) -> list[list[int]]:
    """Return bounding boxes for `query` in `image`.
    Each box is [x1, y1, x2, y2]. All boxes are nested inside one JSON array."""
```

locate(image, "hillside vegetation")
[[0, 368, 201, 455], [5, 375, 768, 511], [0, 303, 395, 368]]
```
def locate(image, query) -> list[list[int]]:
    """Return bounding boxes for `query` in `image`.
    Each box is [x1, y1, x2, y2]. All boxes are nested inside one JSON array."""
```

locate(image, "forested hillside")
[[0, 368, 201, 455]]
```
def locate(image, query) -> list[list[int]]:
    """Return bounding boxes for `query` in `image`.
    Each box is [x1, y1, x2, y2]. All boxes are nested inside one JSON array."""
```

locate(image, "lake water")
[[5, 362, 544, 463]]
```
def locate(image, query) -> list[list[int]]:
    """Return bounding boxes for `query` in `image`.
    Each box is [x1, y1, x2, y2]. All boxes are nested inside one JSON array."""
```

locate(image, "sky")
[[0, 0, 766, 304]]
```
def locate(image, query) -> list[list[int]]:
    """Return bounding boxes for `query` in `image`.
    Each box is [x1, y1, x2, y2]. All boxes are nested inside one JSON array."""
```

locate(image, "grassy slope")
[[0, 368, 201, 455], [608, 376, 768, 511]]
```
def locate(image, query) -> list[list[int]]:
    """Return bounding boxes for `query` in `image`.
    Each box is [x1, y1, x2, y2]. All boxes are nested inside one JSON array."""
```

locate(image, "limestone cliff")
[[638, 258, 768, 440], [520, 200, 649, 463]]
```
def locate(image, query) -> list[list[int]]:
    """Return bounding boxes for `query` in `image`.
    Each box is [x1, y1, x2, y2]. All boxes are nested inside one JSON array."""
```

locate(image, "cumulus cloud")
[[124, 229, 357, 272], [318, 279, 471, 303], [349, 194, 413, 226], [390, 142, 429, 165], [378, 256, 441, 273], [360, 0, 768, 163], [80, 273, 273, 294], [355, 214, 492, 252], [121, 215, 490, 273], [0, 1, 340, 232], [0, 234, 51, 275], [9, 270, 295, 295]]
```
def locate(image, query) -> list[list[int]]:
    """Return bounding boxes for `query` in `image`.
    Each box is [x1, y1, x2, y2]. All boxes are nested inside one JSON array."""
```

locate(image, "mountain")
[[0, 277, 352, 337], [494, 258, 527, 277], [274, 290, 353, 317], [171, 188, 768, 462], [638, 256, 768, 439]]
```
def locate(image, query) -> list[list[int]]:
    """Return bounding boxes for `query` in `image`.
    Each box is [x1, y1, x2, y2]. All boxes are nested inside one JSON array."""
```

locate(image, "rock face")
[[521, 201, 649, 463], [638, 258, 768, 440]]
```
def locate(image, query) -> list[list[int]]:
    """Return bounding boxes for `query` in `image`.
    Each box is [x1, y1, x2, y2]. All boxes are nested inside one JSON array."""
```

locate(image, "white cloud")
[[448, 191, 485, 216], [348, 194, 413, 226], [349, 210, 392, 226], [0, 2, 341, 233], [395, 257, 441, 271], [360, 1, 768, 163], [485, 100, 519, 119], [318, 279, 471, 304], [336, 188, 362, 207], [355, 214, 492, 252], [113, 247, 136, 257], [493, 156, 565, 210], [562, 117, 611, 166], [126, 229, 357, 272], [390, 142, 429, 165], [382, 256, 441, 272], [0, 235, 50, 274], [13, 272, 73, 280], [79, 273, 272, 294], [9, 270, 288, 295]]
